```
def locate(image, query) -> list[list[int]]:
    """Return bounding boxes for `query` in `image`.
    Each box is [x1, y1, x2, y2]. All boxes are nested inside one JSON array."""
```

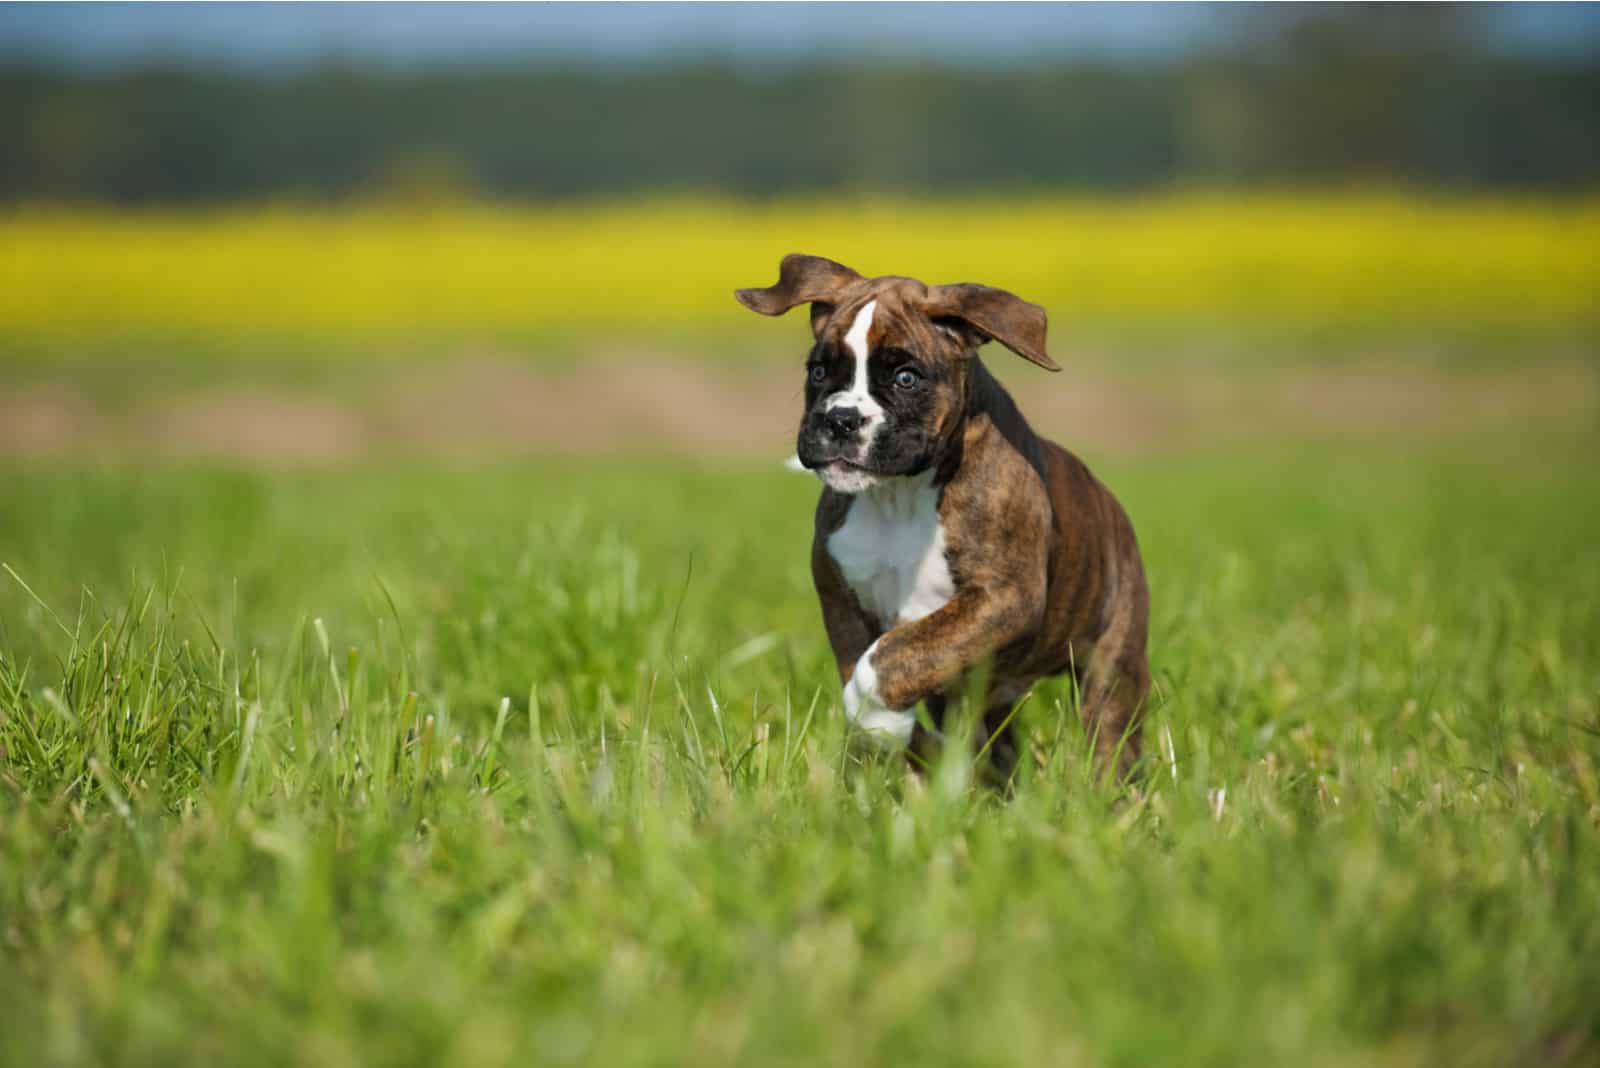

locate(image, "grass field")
[[3, 432, 1598, 1066], [3, 194, 1598, 363], [2, 189, 1597, 1064]]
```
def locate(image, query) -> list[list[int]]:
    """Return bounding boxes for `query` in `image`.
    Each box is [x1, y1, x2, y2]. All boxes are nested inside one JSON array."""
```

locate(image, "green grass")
[[2, 438, 1598, 1067]]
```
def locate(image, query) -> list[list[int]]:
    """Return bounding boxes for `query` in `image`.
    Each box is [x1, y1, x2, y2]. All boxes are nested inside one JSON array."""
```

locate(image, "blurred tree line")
[[2, 9, 1595, 203]]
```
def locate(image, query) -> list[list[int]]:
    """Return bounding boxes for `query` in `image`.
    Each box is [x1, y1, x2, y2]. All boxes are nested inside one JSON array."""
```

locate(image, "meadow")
[[2, 193, 1599, 1065], [2, 434, 1598, 1066]]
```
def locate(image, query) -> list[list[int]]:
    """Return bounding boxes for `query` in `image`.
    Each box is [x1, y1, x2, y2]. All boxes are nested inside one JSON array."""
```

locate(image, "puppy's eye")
[[894, 367, 922, 390], [809, 365, 827, 384]]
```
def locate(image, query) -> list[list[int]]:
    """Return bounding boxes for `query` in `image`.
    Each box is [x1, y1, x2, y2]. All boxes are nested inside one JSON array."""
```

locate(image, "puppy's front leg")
[[844, 585, 1042, 746]]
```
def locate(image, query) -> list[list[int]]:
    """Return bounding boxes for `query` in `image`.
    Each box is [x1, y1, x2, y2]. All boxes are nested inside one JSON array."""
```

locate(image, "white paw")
[[842, 641, 914, 748]]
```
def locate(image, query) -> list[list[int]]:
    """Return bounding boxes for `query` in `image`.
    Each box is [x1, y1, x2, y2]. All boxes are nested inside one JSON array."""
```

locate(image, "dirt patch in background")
[[1, 360, 1595, 464]]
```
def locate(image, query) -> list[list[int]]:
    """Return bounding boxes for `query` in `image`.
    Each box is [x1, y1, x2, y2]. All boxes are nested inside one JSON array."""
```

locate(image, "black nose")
[[823, 407, 864, 438]]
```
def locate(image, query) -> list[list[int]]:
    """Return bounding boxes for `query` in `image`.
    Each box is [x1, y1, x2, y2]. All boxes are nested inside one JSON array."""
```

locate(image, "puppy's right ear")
[[735, 254, 863, 333]]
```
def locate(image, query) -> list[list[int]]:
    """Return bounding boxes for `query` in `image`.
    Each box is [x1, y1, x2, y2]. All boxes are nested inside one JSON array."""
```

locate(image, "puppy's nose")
[[824, 407, 864, 438]]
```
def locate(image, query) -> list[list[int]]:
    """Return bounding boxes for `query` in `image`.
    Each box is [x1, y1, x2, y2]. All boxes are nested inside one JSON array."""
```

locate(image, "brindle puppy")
[[736, 254, 1150, 781]]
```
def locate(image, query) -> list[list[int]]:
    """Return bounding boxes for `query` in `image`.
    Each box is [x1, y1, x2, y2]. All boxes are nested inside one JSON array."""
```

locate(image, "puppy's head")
[[736, 254, 1057, 494]]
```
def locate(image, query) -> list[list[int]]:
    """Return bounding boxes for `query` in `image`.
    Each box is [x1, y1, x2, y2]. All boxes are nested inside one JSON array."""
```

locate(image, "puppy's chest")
[[827, 482, 955, 627]]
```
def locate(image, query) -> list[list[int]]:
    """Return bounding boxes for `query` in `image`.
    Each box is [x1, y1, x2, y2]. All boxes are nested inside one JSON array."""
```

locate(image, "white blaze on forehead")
[[825, 299, 884, 423]]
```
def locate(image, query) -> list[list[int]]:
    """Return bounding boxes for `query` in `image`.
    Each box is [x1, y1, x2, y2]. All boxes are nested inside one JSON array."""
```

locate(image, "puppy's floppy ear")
[[925, 283, 1060, 372], [735, 254, 863, 322]]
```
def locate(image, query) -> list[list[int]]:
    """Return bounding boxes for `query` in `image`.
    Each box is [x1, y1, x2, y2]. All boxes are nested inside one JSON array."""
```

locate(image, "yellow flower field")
[[2, 193, 1596, 352]]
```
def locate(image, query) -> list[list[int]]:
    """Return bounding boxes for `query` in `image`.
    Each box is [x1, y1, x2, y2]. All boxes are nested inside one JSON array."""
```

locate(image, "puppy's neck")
[[949, 355, 1049, 486], [849, 467, 940, 517]]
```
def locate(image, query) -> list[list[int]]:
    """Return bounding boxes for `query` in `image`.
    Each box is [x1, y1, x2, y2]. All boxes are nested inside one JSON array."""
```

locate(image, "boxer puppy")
[[736, 254, 1150, 781]]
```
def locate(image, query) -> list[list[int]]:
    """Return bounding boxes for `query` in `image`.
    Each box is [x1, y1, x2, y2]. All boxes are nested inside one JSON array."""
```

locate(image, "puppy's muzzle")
[[821, 406, 864, 440], [799, 405, 872, 472]]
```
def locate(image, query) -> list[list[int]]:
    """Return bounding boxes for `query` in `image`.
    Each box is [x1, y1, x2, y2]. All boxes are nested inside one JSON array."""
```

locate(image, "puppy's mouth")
[[802, 456, 881, 486], [796, 441, 871, 473], [810, 455, 882, 493]]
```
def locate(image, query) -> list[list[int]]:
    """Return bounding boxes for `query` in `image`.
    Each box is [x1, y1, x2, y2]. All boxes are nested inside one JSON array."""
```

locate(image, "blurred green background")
[[2, 5, 1598, 1067], [0, 3, 1596, 460]]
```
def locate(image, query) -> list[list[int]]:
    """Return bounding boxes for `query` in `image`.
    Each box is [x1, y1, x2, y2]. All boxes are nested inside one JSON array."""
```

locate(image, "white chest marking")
[[827, 472, 955, 628]]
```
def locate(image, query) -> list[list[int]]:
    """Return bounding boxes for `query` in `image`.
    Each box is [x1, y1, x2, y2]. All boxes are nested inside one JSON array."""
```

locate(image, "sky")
[[1, 2, 1597, 70]]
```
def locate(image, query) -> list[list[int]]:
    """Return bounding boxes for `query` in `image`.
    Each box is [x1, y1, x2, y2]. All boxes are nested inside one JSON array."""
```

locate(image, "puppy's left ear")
[[925, 283, 1060, 372]]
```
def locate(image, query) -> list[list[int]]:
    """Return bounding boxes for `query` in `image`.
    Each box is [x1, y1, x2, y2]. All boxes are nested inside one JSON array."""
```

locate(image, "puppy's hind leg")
[[977, 696, 1024, 789], [905, 692, 1020, 789], [905, 693, 947, 774], [1079, 528, 1152, 784], [1079, 641, 1150, 784]]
